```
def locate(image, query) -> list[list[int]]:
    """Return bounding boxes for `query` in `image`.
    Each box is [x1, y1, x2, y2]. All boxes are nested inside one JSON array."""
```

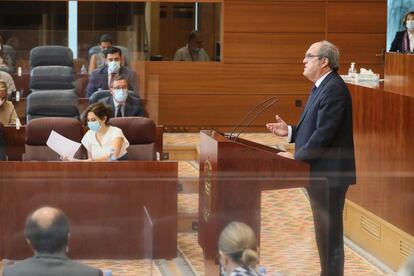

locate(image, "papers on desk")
[[46, 130, 81, 159]]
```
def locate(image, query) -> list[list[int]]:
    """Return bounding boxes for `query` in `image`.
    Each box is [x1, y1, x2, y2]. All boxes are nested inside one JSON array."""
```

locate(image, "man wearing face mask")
[[0, 80, 18, 126], [174, 30, 210, 61], [390, 10, 414, 53], [86, 46, 137, 98], [98, 76, 144, 117]]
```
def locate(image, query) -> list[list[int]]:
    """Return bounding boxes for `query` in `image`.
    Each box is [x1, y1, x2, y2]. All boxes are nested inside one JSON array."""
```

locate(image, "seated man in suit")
[[98, 75, 144, 117], [3, 206, 102, 276], [174, 30, 210, 61], [86, 46, 137, 98]]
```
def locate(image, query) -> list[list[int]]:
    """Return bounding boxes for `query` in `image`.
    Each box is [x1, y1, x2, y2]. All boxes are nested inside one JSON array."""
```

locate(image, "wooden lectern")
[[198, 130, 309, 269]]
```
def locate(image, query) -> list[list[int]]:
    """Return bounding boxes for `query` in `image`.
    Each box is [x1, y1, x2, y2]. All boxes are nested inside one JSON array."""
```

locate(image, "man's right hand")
[[266, 115, 288, 137]]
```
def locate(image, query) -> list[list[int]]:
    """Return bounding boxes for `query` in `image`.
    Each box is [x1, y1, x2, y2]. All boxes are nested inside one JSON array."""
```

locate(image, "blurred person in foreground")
[[218, 222, 264, 276], [3, 206, 102, 276]]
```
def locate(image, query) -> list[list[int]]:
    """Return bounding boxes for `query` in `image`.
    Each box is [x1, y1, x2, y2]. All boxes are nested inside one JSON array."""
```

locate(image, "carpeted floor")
[[79, 259, 161, 275], [177, 188, 396, 276], [74, 133, 396, 275], [172, 133, 396, 276]]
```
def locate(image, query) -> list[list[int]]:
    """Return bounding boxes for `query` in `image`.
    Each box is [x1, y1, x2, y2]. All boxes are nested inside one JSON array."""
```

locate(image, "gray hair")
[[317, 40, 340, 71]]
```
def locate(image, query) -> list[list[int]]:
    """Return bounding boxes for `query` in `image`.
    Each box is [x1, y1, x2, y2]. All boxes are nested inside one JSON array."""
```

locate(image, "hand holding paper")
[[46, 130, 81, 160]]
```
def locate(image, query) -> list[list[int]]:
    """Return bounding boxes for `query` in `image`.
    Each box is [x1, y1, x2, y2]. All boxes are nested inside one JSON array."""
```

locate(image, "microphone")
[[233, 98, 280, 140], [227, 97, 276, 140]]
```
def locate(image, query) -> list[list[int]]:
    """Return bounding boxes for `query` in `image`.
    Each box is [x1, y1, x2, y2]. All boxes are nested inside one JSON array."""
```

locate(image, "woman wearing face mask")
[[0, 80, 18, 126], [80, 102, 129, 161], [218, 222, 264, 276], [390, 11, 414, 53], [0, 35, 14, 73], [88, 34, 113, 74]]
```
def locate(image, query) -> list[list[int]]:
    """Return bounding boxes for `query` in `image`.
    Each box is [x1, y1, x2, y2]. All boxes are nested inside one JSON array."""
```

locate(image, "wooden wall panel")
[[327, 33, 385, 64], [157, 94, 308, 128], [223, 33, 325, 63], [224, 2, 325, 33], [137, 0, 386, 131], [327, 2, 387, 33], [146, 62, 312, 94]]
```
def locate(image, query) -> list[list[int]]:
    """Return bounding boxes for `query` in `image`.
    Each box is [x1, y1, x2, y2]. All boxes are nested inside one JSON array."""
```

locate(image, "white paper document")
[[46, 130, 81, 159]]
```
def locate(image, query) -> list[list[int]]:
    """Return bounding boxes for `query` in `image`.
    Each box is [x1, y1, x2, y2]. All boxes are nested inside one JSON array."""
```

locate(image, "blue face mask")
[[88, 121, 101, 132], [407, 20, 414, 30], [114, 89, 128, 102], [108, 61, 120, 73]]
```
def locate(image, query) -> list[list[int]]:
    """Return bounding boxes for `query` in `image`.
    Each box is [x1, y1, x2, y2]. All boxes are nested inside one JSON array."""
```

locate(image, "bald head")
[[31, 207, 60, 229], [25, 206, 70, 254]]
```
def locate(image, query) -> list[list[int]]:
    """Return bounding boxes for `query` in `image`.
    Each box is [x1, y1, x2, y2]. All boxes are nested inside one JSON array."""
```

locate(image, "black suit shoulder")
[[3, 255, 102, 276], [390, 30, 406, 52]]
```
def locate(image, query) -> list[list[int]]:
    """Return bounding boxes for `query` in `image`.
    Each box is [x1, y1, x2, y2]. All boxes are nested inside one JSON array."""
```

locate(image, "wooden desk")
[[0, 161, 178, 260], [348, 82, 414, 235], [3, 126, 25, 161], [384, 52, 414, 96]]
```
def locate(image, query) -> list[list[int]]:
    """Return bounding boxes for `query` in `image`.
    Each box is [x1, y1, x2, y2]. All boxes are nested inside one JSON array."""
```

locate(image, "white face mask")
[[220, 262, 228, 276], [0, 99, 4, 107], [407, 20, 414, 30], [108, 61, 121, 73], [114, 89, 128, 103]]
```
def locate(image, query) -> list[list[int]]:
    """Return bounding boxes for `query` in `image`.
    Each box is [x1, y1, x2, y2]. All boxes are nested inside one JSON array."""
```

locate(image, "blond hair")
[[218, 222, 259, 268], [0, 80, 6, 92]]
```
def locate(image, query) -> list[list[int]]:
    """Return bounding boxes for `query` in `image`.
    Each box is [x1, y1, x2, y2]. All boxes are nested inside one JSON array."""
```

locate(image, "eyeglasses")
[[304, 53, 322, 60]]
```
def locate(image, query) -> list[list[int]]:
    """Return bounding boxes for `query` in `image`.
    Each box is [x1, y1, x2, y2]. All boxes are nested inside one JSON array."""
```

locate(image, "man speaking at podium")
[[266, 40, 355, 276]]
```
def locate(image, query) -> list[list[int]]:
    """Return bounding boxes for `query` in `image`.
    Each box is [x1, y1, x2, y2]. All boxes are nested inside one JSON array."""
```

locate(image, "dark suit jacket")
[[390, 30, 411, 53], [3, 252, 102, 276], [98, 95, 145, 117], [86, 65, 138, 97], [292, 71, 356, 186]]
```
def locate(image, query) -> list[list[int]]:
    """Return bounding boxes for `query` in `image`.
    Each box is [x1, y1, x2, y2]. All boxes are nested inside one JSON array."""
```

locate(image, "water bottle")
[[108, 148, 117, 161], [80, 64, 87, 74], [348, 62, 357, 78], [15, 117, 21, 130]]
